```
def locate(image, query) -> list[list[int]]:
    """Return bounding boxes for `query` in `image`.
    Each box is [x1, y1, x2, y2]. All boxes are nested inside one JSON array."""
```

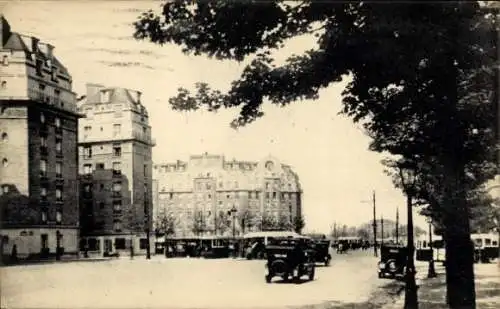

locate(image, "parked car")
[[378, 245, 408, 279]]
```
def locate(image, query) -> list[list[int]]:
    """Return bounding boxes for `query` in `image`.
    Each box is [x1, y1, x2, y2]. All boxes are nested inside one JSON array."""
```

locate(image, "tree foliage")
[[261, 213, 278, 231], [154, 209, 178, 237], [214, 210, 231, 235], [192, 210, 206, 236], [292, 215, 305, 234], [237, 208, 255, 234], [134, 2, 498, 307], [276, 213, 292, 231]]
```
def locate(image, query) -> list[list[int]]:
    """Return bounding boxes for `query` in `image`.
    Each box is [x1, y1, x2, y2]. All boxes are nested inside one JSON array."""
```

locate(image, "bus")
[[416, 233, 499, 264]]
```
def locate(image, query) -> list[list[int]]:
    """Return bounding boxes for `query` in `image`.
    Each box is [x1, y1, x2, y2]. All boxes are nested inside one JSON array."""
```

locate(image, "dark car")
[[305, 234, 332, 266], [378, 245, 408, 279], [311, 240, 332, 266], [265, 236, 315, 283]]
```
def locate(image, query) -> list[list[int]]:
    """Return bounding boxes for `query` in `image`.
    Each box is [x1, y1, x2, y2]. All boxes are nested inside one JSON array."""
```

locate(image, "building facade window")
[[56, 210, 62, 223], [41, 211, 47, 222], [113, 200, 122, 211], [83, 164, 92, 175], [55, 187, 62, 201], [96, 163, 105, 170], [40, 135, 47, 147], [113, 182, 122, 197], [1, 185, 8, 194], [40, 159, 47, 176], [2, 55, 8, 66], [54, 117, 61, 128], [83, 146, 92, 158], [113, 124, 121, 136], [113, 221, 122, 232], [1, 132, 7, 142], [1, 158, 7, 167], [55, 162, 62, 177], [40, 186, 47, 198], [55, 139, 62, 154], [113, 162, 121, 175], [1, 81, 6, 89], [113, 145, 121, 157]]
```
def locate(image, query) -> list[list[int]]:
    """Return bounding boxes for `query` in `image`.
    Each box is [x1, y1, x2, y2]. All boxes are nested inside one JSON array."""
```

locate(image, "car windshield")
[[267, 237, 299, 246]]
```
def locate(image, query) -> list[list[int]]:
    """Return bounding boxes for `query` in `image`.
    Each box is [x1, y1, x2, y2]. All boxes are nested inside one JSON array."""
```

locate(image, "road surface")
[[1, 250, 394, 309]]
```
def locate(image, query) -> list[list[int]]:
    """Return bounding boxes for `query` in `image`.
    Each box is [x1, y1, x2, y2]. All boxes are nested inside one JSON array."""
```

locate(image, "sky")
[[2, 0, 431, 233]]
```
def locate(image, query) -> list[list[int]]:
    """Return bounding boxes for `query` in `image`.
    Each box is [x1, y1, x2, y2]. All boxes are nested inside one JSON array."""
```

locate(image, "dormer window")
[[100, 91, 110, 103], [46, 59, 51, 67], [2, 55, 8, 66], [36, 59, 43, 75], [51, 68, 58, 81]]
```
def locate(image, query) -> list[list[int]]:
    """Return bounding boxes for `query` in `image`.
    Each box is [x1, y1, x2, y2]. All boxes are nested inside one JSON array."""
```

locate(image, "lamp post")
[[426, 217, 437, 278], [396, 208, 400, 245], [399, 166, 419, 309], [56, 230, 61, 261], [230, 205, 237, 239]]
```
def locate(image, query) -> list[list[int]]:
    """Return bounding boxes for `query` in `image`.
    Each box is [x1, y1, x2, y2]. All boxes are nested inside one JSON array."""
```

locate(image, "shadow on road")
[[270, 278, 314, 285], [291, 280, 405, 309]]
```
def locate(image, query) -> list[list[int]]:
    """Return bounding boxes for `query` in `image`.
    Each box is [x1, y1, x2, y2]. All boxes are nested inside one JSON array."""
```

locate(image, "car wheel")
[[282, 273, 290, 282], [265, 274, 272, 283], [309, 267, 315, 281], [325, 258, 330, 266], [378, 272, 383, 279]]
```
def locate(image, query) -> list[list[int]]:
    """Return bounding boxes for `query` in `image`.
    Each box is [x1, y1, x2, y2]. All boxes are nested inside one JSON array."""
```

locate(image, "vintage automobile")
[[306, 234, 332, 266], [378, 245, 408, 279], [265, 236, 316, 283], [313, 239, 332, 266]]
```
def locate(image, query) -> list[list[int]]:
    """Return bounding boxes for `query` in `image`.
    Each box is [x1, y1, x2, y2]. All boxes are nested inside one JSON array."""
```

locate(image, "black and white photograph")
[[0, 1, 499, 309]]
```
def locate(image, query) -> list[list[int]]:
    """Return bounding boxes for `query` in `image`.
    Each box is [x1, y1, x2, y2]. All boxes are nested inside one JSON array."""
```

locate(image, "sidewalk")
[[0, 255, 112, 267], [383, 262, 500, 309]]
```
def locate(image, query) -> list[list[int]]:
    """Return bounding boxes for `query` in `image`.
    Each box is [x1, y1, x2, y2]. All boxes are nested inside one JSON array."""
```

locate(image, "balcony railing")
[[28, 88, 77, 113], [132, 131, 156, 146]]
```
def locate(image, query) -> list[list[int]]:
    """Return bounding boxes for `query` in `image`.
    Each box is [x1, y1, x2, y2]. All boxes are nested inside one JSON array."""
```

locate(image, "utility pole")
[[396, 207, 400, 245], [381, 215, 384, 246], [372, 191, 378, 257]]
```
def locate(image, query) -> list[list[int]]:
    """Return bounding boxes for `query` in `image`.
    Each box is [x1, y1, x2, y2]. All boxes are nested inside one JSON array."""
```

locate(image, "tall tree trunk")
[[442, 160, 476, 309]]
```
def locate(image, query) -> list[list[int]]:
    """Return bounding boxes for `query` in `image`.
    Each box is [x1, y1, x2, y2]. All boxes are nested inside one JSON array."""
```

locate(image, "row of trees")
[[331, 219, 427, 240], [134, 2, 498, 308], [154, 209, 305, 237]]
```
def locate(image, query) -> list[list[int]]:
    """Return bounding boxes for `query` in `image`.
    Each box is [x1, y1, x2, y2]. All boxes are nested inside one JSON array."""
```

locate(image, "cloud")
[[98, 60, 155, 70], [83, 47, 166, 59]]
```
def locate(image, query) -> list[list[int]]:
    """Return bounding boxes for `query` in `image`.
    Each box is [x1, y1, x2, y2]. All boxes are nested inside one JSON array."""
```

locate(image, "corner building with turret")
[[0, 16, 81, 258], [77, 83, 154, 256], [153, 154, 303, 237]]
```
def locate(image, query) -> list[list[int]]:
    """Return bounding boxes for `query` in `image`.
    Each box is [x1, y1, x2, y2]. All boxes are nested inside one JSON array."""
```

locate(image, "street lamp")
[[398, 166, 419, 309], [56, 230, 61, 261], [426, 217, 437, 278], [229, 205, 237, 239]]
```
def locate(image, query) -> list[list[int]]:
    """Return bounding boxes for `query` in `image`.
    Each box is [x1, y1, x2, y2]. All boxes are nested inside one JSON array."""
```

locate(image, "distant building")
[[0, 16, 81, 257], [77, 83, 155, 255], [153, 153, 303, 237]]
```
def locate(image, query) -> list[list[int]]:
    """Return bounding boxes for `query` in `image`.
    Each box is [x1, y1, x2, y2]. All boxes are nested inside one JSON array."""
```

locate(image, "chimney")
[[136, 91, 142, 103], [86, 83, 105, 103], [31, 37, 39, 53], [46, 43, 54, 59], [0, 15, 12, 48]]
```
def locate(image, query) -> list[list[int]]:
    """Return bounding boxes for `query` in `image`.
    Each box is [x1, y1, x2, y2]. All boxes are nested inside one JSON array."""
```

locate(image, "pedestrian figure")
[[130, 244, 134, 259], [83, 244, 89, 258], [11, 244, 17, 263], [233, 241, 239, 258]]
